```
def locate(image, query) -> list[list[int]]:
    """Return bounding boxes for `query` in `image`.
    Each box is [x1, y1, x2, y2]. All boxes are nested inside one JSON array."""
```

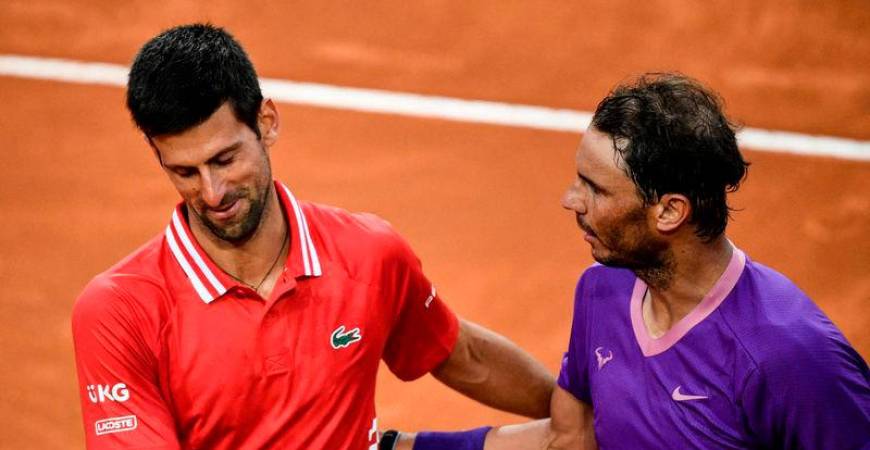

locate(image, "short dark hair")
[[591, 73, 749, 241], [126, 23, 263, 138]]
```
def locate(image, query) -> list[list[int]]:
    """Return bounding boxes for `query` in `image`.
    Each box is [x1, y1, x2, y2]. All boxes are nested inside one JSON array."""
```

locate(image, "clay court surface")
[[1, 1, 868, 448]]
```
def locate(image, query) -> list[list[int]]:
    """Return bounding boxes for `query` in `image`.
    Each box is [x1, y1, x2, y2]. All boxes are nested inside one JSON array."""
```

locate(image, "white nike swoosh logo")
[[671, 386, 708, 401]]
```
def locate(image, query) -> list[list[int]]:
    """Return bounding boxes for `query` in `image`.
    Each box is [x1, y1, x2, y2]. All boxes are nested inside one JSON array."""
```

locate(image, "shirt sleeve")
[[72, 275, 180, 449], [557, 271, 593, 403], [379, 230, 460, 381], [740, 326, 870, 449]]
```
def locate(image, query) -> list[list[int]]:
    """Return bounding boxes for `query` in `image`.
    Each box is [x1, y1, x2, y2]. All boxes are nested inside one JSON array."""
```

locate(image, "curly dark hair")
[[126, 23, 263, 138], [591, 73, 749, 241]]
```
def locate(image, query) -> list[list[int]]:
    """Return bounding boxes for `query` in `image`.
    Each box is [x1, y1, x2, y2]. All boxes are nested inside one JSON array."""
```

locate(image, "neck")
[[638, 235, 732, 337], [189, 184, 289, 287]]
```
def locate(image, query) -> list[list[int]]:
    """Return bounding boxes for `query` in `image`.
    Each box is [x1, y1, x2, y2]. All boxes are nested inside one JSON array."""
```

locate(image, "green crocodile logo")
[[330, 325, 362, 349]]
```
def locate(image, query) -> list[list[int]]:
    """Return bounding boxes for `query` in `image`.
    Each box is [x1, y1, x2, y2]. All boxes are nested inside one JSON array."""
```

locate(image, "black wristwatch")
[[380, 430, 400, 450]]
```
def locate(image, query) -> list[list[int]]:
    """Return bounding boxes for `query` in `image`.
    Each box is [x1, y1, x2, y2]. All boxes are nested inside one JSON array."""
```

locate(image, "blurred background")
[[1, 1, 868, 448]]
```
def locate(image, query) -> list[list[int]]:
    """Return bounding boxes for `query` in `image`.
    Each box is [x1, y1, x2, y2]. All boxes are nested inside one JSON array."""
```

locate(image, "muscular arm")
[[432, 319, 554, 419], [483, 386, 596, 450], [396, 385, 597, 450]]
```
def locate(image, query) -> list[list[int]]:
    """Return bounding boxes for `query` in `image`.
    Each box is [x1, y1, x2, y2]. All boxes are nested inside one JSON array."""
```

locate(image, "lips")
[[575, 215, 596, 237], [212, 200, 236, 212], [208, 199, 241, 221], [575, 215, 599, 244]]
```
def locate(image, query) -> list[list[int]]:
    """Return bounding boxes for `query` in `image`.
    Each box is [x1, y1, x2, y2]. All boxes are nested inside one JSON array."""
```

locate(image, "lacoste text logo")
[[424, 285, 437, 309], [86, 383, 130, 403], [331, 325, 362, 349], [595, 346, 614, 370], [671, 386, 708, 402], [95, 415, 137, 436]]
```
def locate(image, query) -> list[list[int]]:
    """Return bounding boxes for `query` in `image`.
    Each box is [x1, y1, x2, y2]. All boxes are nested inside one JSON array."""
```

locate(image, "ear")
[[258, 99, 280, 147], [653, 193, 691, 233]]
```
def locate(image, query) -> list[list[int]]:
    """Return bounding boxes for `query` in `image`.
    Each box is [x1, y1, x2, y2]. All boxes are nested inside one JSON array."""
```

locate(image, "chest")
[[587, 317, 753, 449], [158, 276, 387, 437]]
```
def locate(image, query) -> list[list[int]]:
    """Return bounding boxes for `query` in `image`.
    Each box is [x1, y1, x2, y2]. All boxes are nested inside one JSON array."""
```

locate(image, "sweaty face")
[[151, 103, 274, 243], [561, 128, 668, 270]]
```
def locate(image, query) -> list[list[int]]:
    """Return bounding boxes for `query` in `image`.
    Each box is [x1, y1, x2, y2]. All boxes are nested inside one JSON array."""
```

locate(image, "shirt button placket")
[[259, 303, 291, 377]]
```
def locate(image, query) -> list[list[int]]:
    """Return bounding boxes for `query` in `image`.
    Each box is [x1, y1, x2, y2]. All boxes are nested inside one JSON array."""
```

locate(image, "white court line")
[[1, 54, 868, 161]]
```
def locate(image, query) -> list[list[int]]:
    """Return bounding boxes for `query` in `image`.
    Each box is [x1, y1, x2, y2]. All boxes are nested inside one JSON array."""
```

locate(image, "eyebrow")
[[163, 141, 243, 170]]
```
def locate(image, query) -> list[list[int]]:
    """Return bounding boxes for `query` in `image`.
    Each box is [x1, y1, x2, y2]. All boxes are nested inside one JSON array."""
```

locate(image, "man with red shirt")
[[72, 23, 553, 449]]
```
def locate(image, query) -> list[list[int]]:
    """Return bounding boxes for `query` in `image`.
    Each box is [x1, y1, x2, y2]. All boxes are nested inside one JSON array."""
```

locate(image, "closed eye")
[[210, 146, 240, 167], [215, 156, 234, 166], [577, 172, 603, 194], [173, 167, 197, 178]]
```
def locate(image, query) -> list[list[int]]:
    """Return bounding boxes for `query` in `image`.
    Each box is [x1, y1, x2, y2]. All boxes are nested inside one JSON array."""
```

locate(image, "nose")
[[561, 184, 586, 215], [199, 171, 227, 209]]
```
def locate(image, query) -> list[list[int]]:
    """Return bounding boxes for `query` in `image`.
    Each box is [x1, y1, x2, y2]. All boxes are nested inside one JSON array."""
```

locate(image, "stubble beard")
[[197, 184, 270, 243], [586, 209, 675, 289], [194, 153, 273, 244]]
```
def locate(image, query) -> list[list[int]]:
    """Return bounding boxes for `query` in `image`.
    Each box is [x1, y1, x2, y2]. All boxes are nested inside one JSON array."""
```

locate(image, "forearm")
[[433, 320, 554, 418], [392, 386, 596, 450], [395, 420, 592, 450], [489, 420, 553, 449]]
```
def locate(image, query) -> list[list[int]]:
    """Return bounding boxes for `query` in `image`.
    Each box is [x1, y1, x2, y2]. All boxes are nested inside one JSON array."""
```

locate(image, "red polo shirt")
[[72, 181, 459, 449]]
